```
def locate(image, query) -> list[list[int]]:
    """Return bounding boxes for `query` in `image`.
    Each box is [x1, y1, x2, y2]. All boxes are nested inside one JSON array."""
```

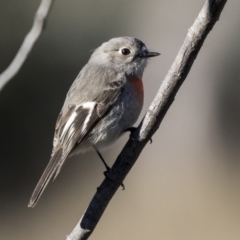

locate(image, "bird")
[[28, 37, 160, 207]]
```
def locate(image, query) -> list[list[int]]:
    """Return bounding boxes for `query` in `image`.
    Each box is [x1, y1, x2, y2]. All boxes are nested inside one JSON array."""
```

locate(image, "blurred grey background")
[[1, 0, 240, 239]]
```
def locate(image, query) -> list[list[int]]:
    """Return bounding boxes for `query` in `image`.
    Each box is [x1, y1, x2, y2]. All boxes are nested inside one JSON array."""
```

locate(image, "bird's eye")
[[121, 48, 131, 55]]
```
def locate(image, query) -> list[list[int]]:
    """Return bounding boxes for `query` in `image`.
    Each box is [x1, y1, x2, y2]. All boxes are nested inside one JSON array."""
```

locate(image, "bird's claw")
[[103, 169, 125, 190]]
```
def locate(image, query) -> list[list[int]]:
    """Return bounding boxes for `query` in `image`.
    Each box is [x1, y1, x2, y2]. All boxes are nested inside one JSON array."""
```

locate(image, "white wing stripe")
[[82, 102, 97, 133], [60, 111, 77, 139], [60, 101, 97, 141]]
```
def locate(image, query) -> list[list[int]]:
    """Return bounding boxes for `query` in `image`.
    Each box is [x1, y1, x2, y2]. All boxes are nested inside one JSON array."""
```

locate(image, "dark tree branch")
[[67, 0, 227, 239], [0, 0, 53, 90]]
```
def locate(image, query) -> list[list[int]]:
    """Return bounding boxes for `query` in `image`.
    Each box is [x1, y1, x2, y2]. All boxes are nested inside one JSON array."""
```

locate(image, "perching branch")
[[67, 0, 227, 239], [0, 0, 53, 91]]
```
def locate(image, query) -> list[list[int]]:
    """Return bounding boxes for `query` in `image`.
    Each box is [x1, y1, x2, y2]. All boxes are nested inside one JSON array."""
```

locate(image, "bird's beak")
[[140, 51, 160, 58]]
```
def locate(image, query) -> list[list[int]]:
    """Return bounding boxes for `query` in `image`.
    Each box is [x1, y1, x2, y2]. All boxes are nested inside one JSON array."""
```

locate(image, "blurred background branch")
[[0, 0, 53, 90], [67, 0, 227, 239]]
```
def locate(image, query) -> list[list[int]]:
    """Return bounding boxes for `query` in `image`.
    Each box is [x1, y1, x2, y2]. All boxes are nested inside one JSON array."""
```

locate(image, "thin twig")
[[67, 0, 227, 239], [0, 0, 53, 90]]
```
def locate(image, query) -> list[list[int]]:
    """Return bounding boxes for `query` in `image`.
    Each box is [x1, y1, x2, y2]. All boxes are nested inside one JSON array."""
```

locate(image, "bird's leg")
[[92, 145, 125, 190], [124, 127, 152, 144], [94, 147, 111, 173]]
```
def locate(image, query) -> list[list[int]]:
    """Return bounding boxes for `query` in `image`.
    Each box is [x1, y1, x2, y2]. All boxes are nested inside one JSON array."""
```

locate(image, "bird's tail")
[[28, 148, 63, 208]]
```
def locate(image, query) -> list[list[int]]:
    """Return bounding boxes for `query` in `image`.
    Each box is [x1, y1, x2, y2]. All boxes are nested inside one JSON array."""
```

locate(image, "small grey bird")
[[28, 37, 160, 207]]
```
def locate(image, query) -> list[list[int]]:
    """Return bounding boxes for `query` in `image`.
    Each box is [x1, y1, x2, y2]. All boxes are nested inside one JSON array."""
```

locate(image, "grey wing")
[[28, 68, 124, 207], [54, 71, 125, 169]]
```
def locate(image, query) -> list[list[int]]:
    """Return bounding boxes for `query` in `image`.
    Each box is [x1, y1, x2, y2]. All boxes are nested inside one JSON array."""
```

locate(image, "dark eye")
[[121, 48, 131, 55]]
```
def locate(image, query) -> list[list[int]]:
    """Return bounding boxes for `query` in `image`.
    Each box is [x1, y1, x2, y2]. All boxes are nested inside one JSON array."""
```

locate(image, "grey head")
[[89, 37, 160, 76]]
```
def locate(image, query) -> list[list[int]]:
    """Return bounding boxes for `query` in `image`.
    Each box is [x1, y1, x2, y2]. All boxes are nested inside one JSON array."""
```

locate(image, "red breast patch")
[[129, 76, 144, 105]]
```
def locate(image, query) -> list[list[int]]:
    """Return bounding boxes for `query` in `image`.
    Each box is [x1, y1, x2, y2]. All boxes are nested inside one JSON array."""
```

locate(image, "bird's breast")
[[85, 76, 144, 150], [128, 76, 144, 106]]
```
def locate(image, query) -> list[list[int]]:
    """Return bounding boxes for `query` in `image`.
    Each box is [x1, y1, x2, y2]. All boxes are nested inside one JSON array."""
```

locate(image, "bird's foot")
[[103, 169, 125, 190]]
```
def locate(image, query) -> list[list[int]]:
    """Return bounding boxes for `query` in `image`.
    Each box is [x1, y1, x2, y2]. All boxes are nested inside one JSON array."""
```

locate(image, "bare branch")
[[67, 0, 227, 239], [0, 0, 53, 91]]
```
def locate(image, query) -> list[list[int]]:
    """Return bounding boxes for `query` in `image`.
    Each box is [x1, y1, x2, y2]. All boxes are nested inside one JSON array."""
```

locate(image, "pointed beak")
[[140, 51, 160, 58]]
